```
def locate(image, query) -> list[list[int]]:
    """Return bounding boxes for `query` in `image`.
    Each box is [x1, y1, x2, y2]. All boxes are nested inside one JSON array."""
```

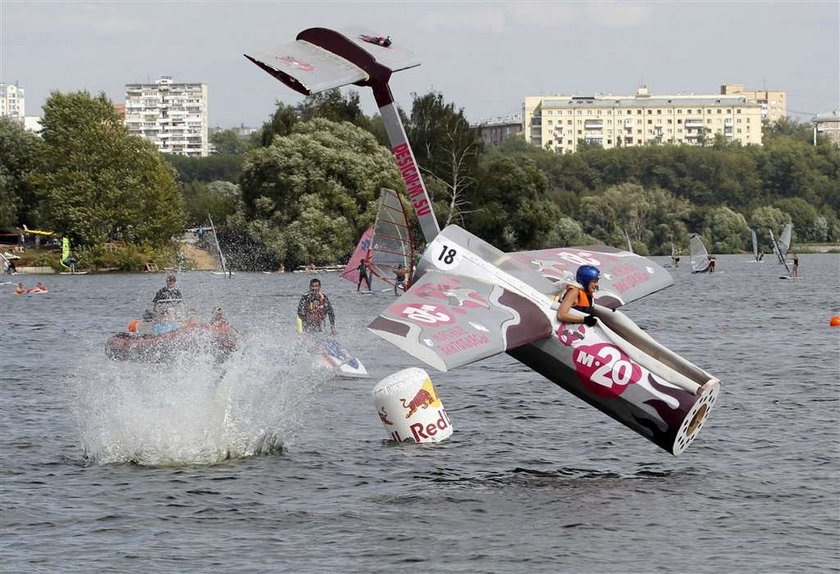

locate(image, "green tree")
[[181, 181, 241, 227], [407, 92, 483, 226], [210, 129, 254, 155], [469, 156, 557, 251], [239, 118, 402, 268], [165, 153, 244, 184], [36, 91, 184, 246], [703, 206, 749, 253], [298, 89, 370, 131], [257, 102, 299, 147], [774, 197, 822, 242], [0, 117, 43, 228]]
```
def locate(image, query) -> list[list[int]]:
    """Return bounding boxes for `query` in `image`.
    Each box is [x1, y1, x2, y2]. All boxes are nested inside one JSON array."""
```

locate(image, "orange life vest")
[[566, 285, 593, 313]]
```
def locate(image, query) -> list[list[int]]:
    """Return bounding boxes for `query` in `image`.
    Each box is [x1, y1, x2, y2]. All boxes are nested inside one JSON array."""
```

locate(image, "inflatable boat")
[[105, 320, 238, 363]]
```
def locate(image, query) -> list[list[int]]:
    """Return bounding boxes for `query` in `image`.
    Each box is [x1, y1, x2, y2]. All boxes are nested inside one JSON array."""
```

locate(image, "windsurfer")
[[394, 264, 407, 295], [297, 278, 337, 335], [791, 253, 798, 277], [556, 265, 600, 327], [708, 255, 716, 273], [356, 259, 372, 291]]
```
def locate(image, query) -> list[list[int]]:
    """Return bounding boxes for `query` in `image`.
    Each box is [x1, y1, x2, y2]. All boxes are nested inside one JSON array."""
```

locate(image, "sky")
[[1, 1, 838, 129]]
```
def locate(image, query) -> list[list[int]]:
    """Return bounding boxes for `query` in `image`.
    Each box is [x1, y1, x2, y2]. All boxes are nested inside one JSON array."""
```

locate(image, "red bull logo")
[[400, 386, 438, 418], [573, 342, 643, 398]]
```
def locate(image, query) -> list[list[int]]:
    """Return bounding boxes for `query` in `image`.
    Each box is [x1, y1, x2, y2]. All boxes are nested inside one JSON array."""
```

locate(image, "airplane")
[[245, 26, 720, 456]]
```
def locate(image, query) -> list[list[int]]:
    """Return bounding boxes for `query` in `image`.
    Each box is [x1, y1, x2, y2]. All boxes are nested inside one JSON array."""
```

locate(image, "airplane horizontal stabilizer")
[[368, 271, 553, 372], [245, 27, 420, 96]]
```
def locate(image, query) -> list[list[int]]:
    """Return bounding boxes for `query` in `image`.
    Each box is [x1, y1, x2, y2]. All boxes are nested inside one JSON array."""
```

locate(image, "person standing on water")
[[356, 259, 372, 291], [297, 278, 337, 334], [394, 263, 407, 295]]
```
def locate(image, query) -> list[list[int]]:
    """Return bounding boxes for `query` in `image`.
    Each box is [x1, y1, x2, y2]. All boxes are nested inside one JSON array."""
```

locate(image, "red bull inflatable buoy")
[[830, 316, 840, 327], [372, 368, 453, 443]]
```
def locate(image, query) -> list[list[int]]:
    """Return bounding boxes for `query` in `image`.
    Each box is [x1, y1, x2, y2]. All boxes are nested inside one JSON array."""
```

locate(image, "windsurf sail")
[[340, 189, 415, 289], [341, 226, 374, 285], [777, 223, 792, 260], [60, 237, 71, 269], [750, 228, 759, 261], [368, 188, 414, 289], [207, 215, 230, 276], [769, 229, 784, 264], [689, 234, 710, 273], [769, 229, 792, 275]]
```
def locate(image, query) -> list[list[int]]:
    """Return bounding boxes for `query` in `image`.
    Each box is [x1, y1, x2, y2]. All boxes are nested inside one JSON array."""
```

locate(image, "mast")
[[208, 215, 229, 277]]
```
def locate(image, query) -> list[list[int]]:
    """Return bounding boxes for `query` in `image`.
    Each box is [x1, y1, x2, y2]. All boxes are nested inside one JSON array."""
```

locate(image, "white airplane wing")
[[368, 271, 553, 372]]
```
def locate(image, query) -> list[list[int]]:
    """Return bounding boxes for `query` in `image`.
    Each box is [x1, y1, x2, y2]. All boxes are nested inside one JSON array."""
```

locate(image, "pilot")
[[556, 265, 600, 327]]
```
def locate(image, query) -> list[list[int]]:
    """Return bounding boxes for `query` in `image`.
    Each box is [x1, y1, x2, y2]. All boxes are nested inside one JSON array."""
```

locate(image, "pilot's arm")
[[556, 288, 584, 324]]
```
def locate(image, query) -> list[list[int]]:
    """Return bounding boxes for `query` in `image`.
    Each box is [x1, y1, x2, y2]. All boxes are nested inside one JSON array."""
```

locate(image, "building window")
[[657, 109, 662, 114], [647, 119, 652, 125], [637, 110, 643, 115]]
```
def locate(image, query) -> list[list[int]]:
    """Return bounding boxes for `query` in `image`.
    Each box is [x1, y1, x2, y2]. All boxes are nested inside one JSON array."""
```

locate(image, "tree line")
[[1, 89, 837, 271]]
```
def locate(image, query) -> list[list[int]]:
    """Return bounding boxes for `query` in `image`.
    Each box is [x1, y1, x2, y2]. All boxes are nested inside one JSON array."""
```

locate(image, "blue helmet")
[[575, 265, 600, 289]]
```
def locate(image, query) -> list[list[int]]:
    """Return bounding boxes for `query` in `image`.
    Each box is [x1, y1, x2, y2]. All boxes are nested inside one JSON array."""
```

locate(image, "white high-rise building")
[[0, 82, 26, 123], [124, 76, 209, 157]]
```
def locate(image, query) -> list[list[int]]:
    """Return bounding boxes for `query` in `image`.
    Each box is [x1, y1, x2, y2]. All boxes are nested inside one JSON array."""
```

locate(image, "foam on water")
[[71, 322, 334, 466]]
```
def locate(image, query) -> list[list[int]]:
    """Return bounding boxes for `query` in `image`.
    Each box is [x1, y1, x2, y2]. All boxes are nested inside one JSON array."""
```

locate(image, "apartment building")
[[0, 82, 25, 123], [124, 76, 209, 157], [720, 84, 786, 123], [524, 86, 763, 153], [813, 110, 840, 146], [473, 115, 524, 146]]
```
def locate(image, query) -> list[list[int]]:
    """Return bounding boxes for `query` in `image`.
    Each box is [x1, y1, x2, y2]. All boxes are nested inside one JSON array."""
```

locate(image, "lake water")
[[2, 254, 839, 573]]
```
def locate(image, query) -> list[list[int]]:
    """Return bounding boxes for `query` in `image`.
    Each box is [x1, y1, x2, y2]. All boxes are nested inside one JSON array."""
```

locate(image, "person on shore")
[[394, 263, 407, 295], [556, 265, 600, 327], [356, 259, 372, 291], [297, 278, 337, 335]]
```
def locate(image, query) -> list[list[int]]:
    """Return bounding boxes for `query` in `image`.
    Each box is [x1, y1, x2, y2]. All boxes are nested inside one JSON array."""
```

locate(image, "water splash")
[[71, 324, 333, 466]]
